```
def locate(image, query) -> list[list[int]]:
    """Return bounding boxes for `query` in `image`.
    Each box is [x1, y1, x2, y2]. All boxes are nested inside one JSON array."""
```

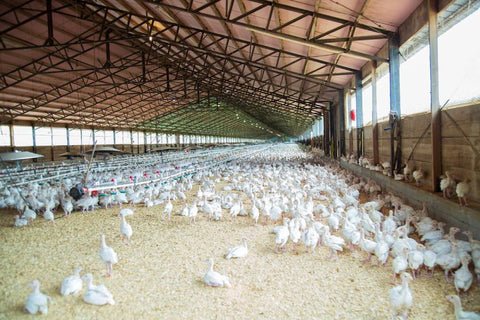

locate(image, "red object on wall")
[[350, 110, 356, 121]]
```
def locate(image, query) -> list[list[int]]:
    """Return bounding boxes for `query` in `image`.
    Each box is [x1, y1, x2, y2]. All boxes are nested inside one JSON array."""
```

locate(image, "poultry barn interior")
[[0, 0, 479, 319]]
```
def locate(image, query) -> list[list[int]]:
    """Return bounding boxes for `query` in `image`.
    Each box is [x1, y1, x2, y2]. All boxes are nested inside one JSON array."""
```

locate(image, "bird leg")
[[392, 273, 398, 284], [329, 249, 338, 261], [444, 270, 450, 282], [105, 263, 112, 277], [411, 269, 416, 280], [362, 253, 371, 264]]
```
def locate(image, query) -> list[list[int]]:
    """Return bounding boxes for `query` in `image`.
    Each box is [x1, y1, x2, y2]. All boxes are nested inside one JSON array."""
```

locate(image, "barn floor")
[[0, 189, 479, 320]]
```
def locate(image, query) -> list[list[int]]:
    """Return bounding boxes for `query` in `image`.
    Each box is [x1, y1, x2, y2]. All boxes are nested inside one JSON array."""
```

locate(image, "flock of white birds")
[[1, 143, 479, 319], [346, 154, 472, 207]]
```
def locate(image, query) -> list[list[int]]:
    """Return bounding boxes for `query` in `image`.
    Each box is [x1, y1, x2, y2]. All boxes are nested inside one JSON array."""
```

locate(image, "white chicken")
[[446, 295, 480, 320], [162, 197, 173, 220], [188, 201, 198, 223], [203, 258, 231, 288], [456, 178, 470, 206], [14, 215, 28, 228], [359, 228, 377, 263], [82, 273, 115, 305], [120, 215, 133, 244], [392, 248, 409, 282], [321, 226, 345, 259], [454, 256, 473, 293], [440, 171, 456, 199], [22, 206, 36, 222], [60, 267, 83, 296], [61, 197, 74, 216], [390, 272, 413, 320], [274, 218, 290, 253], [225, 238, 248, 259], [407, 245, 424, 279], [99, 234, 118, 277], [24, 280, 51, 315], [412, 165, 424, 186], [251, 202, 259, 225], [303, 226, 320, 254], [43, 208, 54, 223], [119, 208, 134, 217]]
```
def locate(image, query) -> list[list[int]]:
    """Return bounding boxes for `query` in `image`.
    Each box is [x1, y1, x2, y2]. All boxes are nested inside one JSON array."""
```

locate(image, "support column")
[[79, 128, 83, 153], [346, 91, 353, 155], [355, 72, 363, 159], [50, 126, 54, 161], [130, 129, 134, 154], [144, 130, 147, 153], [112, 128, 116, 146], [324, 109, 330, 157], [389, 34, 401, 176], [66, 126, 71, 152], [31, 124, 37, 154], [429, 0, 441, 192], [32, 124, 37, 162], [9, 124, 14, 151], [371, 62, 379, 165], [332, 102, 339, 158], [338, 90, 346, 157]]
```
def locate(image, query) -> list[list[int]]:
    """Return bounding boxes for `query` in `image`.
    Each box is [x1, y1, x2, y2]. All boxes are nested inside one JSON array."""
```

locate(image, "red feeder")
[[350, 110, 356, 121]]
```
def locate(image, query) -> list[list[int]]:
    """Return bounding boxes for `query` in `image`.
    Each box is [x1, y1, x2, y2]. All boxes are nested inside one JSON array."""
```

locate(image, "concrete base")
[[339, 160, 480, 235]]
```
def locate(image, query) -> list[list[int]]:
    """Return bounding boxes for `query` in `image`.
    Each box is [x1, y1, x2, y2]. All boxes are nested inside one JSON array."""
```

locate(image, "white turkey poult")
[[446, 295, 480, 320], [99, 234, 118, 277], [225, 238, 248, 259], [390, 272, 413, 320], [120, 214, 133, 244], [60, 267, 83, 296], [456, 178, 470, 206], [203, 258, 231, 288], [82, 273, 115, 305], [24, 280, 51, 315]]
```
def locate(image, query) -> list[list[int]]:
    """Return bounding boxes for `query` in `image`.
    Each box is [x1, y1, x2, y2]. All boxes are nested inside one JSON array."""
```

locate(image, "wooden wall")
[[343, 102, 480, 202]]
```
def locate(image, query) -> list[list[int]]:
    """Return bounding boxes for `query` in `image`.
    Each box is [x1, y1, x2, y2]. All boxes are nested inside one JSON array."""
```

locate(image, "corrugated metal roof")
[[0, 0, 427, 137]]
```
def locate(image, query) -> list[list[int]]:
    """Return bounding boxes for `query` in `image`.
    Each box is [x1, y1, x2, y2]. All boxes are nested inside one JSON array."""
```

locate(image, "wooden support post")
[[355, 72, 363, 159], [429, 0, 441, 192], [389, 34, 401, 176], [371, 62, 379, 165]]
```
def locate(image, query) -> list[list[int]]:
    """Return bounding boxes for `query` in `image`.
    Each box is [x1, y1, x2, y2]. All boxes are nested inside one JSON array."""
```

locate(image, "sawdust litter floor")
[[0, 203, 479, 320]]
